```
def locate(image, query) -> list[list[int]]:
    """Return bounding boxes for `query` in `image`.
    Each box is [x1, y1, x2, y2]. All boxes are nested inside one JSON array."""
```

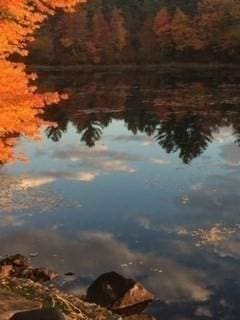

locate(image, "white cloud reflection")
[[20, 176, 56, 189], [219, 143, 240, 168], [53, 143, 138, 174], [0, 174, 80, 214], [212, 126, 234, 144], [114, 135, 154, 147], [150, 158, 171, 165], [0, 229, 211, 302], [62, 172, 98, 182]]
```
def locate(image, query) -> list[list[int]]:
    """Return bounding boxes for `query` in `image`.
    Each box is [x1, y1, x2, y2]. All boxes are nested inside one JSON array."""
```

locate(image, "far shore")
[[26, 63, 240, 73]]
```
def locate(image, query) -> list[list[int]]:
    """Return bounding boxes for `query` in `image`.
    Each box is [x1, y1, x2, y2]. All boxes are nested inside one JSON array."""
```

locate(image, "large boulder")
[[9, 308, 65, 320], [86, 272, 154, 313]]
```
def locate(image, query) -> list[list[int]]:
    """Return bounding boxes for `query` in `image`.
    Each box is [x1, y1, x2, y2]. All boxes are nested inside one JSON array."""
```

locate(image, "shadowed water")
[[0, 70, 240, 319]]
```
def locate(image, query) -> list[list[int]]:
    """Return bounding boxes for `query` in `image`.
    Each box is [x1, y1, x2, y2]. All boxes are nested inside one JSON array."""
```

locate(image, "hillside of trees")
[[28, 0, 240, 65]]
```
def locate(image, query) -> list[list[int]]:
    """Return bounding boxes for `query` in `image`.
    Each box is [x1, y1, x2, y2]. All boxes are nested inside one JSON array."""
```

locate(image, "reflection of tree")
[[45, 125, 66, 142], [0, 60, 61, 164], [44, 109, 69, 142], [78, 121, 105, 147], [39, 72, 240, 163], [155, 113, 213, 164], [124, 84, 159, 136], [230, 112, 240, 147]]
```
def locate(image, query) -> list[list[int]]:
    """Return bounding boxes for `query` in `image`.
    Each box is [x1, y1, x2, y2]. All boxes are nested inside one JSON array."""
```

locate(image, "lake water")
[[0, 69, 240, 319]]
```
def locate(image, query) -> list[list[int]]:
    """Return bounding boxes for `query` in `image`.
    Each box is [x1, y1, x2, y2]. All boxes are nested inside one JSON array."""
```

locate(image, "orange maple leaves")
[[0, 0, 85, 57], [0, 0, 84, 163]]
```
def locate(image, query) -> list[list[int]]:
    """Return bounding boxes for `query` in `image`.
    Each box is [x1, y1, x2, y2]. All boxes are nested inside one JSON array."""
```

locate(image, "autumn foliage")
[[30, 0, 240, 64], [0, 0, 84, 57], [0, 0, 84, 163]]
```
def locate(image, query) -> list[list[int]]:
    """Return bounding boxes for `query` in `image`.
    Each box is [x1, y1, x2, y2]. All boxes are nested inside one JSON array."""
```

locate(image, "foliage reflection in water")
[[0, 70, 240, 319]]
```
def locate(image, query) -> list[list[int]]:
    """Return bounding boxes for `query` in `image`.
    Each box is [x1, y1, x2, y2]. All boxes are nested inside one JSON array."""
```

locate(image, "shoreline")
[[0, 255, 154, 320], [26, 63, 240, 73], [0, 276, 121, 320]]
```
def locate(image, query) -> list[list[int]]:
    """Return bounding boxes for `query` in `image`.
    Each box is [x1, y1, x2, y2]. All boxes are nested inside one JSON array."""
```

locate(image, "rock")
[[124, 315, 157, 320], [26, 267, 58, 282], [0, 265, 13, 278], [64, 272, 75, 276], [86, 272, 154, 312], [0, 255, 29, 269], [9, 308, 65, 320], [0, 255, 29, 279], [0, 255, 57, 282], [0, 289, 41, 320], [29, 252, 39, 258]]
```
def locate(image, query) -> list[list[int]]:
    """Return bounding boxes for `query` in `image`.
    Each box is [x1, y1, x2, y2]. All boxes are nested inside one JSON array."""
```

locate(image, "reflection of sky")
[[0, 120, 239, 316]]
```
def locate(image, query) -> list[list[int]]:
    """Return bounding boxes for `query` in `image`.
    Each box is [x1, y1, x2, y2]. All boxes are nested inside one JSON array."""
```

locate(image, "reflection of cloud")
[[63, 172, 98, 182], [179, 170, 240, 258], [20, 176, 56, 189], [0, 230, 211, 302], [195, 306, 212, 317], [143, 141, 153, 147], [53, 143, 138, 174], [150, 158, 171, 165], [114, 135, 154, 147], [16, 171, 99, 189], [212, 127, 233, 144], [192, 224, 240, 258], [0, 215, 24, 227], [187, 173, 240, 220], [0, 174, 79, 214], [138, 216, 152, 230], [190, 183, 203, 191], [219, 143, 240, 168], [100, 160, 136, 173], [136, 214, 240, 264], [114, 135, 145, 142], [136, 216, 189, 236]]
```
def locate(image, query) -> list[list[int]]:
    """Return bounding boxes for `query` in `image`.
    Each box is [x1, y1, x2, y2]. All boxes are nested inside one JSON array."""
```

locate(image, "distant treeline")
[[28, 0, 240, 64]]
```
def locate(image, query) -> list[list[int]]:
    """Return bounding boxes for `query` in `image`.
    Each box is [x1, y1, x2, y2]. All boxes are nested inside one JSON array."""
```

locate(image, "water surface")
[[0, 70, 240, 319]]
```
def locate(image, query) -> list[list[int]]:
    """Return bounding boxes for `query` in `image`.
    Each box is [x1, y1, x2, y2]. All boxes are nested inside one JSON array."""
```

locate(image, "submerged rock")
[[10, 308, 65, 320], [86, 272, 154, 313]]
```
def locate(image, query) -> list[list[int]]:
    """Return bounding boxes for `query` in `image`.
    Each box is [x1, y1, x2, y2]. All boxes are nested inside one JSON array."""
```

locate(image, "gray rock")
[[9, 308, 65, 320]]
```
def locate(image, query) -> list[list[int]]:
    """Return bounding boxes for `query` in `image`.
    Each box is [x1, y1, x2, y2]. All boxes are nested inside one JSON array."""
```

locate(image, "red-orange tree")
[[0, 0, 84, 163], [0, 0, 85, 57]]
